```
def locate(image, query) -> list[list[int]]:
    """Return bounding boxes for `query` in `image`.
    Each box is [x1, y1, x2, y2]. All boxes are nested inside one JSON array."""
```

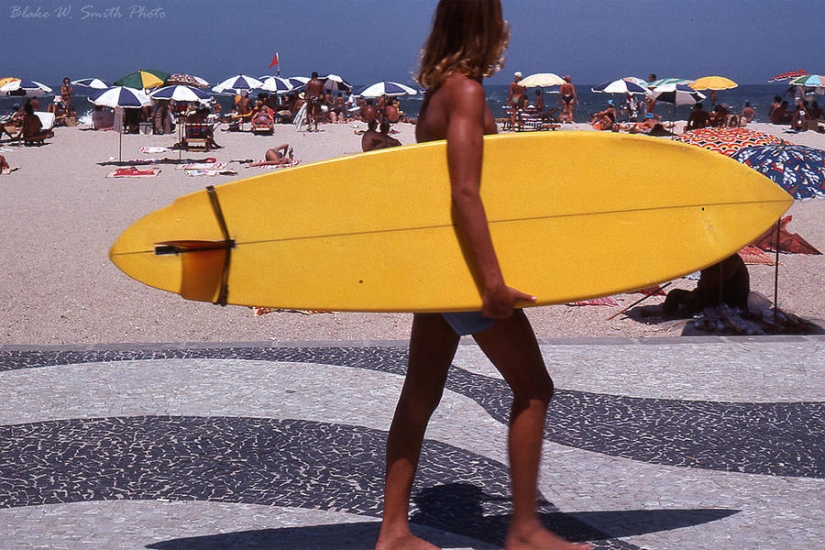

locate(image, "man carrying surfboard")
[[375, 2, 589, 549]]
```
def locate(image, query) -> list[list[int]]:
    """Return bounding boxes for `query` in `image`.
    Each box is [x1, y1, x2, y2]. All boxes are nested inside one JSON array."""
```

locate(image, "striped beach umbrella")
[[647, 77, 692, 88], [149, 85, 210, 103], [212, 75, 263, 94], [790, 74, 825, 88], [90, 86, 152, 162], [71, 77, 110, 90], [0, 79, 53, 97], [591, 78, 650, 95], [114, 69, 169, 90], [652, 83, 705, 106], [260, 76, 293, 94]]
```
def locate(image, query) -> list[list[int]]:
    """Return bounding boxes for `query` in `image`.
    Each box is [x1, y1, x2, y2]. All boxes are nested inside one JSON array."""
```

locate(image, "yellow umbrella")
[[0, 77, 21, 87], [690, 75, 738, 91]]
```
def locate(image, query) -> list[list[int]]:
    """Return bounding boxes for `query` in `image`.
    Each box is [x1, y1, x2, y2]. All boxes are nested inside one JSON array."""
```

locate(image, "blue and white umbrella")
[[211, 75, 263, 94], [0, 79, 53, 97], [322, 74, 352, 92], [90, 86, 151, 109], [71, 77, 111, 90], [260, 76, 293, 94], [731, 143, 825, 200], [358, 81, 418, 98], [89, 86, 151, 162], [149, 84, 210, 103], [591, 78, 650, 96], [652, 83, 705, 106], [286, 76, 309, 90]]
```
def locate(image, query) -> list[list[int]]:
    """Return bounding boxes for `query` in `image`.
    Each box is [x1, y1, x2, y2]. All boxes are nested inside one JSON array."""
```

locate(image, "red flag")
[[269, 53, 279, 69]]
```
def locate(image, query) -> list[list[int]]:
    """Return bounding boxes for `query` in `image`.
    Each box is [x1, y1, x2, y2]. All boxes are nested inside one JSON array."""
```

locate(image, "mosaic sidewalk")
[[1, 336, 823, 549]]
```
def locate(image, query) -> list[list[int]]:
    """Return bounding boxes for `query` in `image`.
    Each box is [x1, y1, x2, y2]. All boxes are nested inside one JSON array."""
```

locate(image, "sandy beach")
[[1, 119, 823, 346]]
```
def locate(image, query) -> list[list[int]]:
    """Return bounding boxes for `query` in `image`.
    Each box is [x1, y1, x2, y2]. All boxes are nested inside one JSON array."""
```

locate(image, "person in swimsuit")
[[247, 144, 294, 167], [558, 75, 578, 123], [305, 71, 325, 131], [508, 71, 526, 128], [374, 2, 591, 549]]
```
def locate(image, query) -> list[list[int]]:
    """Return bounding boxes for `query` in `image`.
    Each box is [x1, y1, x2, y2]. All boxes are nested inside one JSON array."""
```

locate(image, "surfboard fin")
[[152, 186, 236, 306]]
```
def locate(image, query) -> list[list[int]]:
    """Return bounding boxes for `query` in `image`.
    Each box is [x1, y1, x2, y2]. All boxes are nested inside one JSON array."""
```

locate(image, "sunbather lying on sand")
[[247, 144, 295, 167]]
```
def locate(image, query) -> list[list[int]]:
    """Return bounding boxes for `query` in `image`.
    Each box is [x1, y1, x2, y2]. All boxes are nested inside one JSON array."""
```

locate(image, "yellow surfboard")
[[110, 132, 792, 312]]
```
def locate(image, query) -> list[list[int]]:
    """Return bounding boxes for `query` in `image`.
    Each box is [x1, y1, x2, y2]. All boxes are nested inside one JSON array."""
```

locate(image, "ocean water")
[[1, 83, 812, 124]]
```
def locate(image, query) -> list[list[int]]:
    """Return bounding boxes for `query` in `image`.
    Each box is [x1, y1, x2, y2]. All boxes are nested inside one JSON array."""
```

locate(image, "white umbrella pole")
[[119, 128, 123, 163]]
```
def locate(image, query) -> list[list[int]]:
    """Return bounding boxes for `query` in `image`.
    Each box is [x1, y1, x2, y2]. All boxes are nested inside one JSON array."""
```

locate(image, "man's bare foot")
[[506, 520, 591, 550], [375, 530, 440, 550]]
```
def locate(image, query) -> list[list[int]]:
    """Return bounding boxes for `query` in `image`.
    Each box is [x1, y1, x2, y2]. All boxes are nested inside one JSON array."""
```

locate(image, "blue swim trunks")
[[442, 311, 495, 336]]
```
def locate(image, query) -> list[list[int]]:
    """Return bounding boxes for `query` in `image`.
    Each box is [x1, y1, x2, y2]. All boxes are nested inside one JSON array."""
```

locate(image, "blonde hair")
[[416, 0, 509, 89]]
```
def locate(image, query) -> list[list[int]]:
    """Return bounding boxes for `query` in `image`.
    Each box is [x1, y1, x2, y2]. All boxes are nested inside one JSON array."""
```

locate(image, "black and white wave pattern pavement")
[[1, 339, 823, 548]]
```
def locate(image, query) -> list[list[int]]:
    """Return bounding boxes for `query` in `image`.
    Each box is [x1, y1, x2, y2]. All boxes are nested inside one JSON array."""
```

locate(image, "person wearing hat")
[[589, 99, 616, 131], [507, 71, 526, 129]]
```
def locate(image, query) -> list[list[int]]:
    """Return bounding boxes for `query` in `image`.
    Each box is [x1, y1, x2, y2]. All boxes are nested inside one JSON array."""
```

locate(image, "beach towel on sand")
[[106, 167, 160, 178], [177, 161, 227, 171], [139, 146, 171, 154], [184, 168, 238, 177], [249, 159, 301, 169]]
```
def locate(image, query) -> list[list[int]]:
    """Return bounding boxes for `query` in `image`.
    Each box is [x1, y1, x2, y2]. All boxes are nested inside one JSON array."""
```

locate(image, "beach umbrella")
[[90, 86, 151, 162], [730, 142, 825, 315], [690, 76, 739, 91], [651, 83, 705, 105], [71, 77, 110, 90], [674, 128, 786, 157], [260, 76, 293, 94], [211, 74, 263, 94], [591, 78, 650, 95], [358, 81, 418, 98], [0, 77, 19, 88], [286, 76, 309, 89], [322, 74, 352, 92], [114, 69, 169, 90], [166, 73, 209, 88], [0, 79, 53, 97], [647, 77, 692, 88], [149, 84, 210, 103], [790, 74, 825, 88], [731, 143, 825, 200], [768, 69, 808, 83], [519, 73, 565, 88]]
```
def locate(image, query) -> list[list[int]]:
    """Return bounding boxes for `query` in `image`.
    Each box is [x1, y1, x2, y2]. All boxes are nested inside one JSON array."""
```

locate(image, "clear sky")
[[2, 0, 823, 90]]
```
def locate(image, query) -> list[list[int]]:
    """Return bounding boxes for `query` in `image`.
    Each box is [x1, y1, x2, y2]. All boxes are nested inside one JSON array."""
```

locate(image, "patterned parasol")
[[166, 73, 209, 88], [674, 128, 786, 157], [767, 70, 808, 83], [731, 143, 825, 200]]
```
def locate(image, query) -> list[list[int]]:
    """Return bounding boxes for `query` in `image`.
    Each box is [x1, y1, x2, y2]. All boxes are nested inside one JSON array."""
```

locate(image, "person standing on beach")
[[374, 1, 590, 549], [508, 71, 526, 128], [305, 72, 325, 131], [558, 75, 578, 123]]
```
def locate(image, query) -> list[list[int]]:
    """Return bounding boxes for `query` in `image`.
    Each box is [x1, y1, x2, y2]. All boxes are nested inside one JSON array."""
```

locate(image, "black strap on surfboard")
[[206, 185, 233, 306]]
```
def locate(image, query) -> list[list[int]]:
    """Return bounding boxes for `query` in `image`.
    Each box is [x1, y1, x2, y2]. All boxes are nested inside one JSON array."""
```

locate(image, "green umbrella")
[[114, 69, 170, 90]]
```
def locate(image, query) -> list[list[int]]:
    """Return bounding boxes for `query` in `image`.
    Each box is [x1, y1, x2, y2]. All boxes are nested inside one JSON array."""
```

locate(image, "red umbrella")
[[767, 69, 808, 83], [673, 127, 785, 157]]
